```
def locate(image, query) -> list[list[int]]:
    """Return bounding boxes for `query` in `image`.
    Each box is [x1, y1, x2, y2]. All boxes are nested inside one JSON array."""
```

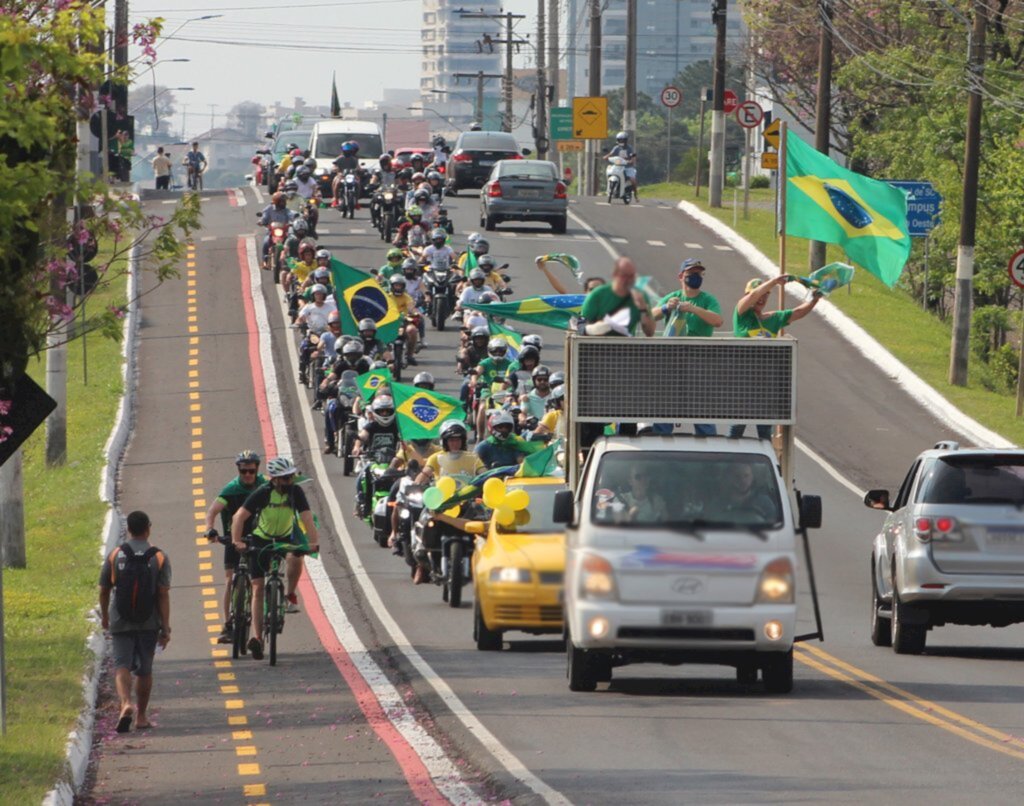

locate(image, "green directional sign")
[[550, 107, 573, 141]]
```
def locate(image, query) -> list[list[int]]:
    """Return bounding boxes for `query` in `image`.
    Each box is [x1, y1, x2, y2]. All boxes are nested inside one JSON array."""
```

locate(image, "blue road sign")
[[887, 180, 942, 237]]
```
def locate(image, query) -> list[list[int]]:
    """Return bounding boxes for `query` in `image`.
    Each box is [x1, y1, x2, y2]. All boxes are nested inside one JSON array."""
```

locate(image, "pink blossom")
[[0, 400, 11, 417], [45, 295, 74, 322]]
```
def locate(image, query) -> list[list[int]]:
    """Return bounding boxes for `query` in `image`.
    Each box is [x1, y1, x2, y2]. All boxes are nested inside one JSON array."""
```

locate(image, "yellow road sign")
[[572, 96, 608, 140], [763, 119, 781, 150], [557, 140, 584, 153], [761, 152, 779, 170]]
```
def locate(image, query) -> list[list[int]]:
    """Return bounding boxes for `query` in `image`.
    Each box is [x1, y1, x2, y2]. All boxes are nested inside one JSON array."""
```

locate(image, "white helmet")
[[266, 456, 298, 478], [372, 394, 395, 426], [616, 131, 628, 142]]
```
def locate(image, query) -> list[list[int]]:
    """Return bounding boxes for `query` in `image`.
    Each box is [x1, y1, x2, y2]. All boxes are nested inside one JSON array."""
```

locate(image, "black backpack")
[[110, 544, 163, 623]]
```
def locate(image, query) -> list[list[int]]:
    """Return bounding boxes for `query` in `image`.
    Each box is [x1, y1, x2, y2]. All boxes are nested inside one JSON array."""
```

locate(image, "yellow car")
[[472, 477, 569, 651]]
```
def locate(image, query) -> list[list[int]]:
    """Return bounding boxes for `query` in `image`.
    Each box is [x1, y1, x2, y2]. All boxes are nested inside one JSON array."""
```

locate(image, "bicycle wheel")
[[231, 572, 251, 659], [265, 578, 280, 666]]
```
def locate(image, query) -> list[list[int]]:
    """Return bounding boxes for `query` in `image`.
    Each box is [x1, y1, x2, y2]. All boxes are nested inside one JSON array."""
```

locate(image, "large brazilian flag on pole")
[[785, 134, 910, 288], [330, 259, 401, 341], [462, 294, 585, 330]]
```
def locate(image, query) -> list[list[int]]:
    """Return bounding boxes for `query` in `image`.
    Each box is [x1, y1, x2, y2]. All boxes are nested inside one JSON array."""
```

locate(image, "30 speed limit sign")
[[660, 86, 682, 108]]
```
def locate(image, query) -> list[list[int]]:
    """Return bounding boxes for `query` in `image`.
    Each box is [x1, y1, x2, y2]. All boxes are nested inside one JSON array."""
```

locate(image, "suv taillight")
[[488, 181, 503, 198], [914, 517, 933, 542], [452, 151, 472, 162], [554, 181, 567, 199]]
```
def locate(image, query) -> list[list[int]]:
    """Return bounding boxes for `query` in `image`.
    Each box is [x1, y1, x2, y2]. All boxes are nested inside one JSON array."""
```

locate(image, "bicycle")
[[247, 537, 308, 666], [187, 162, 204, 191], [215, 535, 252, 659]]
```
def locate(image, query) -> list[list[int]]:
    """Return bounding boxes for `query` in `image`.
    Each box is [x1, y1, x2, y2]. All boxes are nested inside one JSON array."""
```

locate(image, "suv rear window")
[[918, 455, 1024, 505], [457, 133, 519, 152]]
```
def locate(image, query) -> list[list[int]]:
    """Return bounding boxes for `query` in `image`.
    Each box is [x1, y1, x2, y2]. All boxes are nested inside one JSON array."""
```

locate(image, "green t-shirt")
[[379, 263, 402, 280], [215, 475, 267, 533], [581, 284, 641, 335], [477, 357, 510, 388], [657, 290, 721, 337], [242, 483, 310, 541], [733, 307, 793, 338]]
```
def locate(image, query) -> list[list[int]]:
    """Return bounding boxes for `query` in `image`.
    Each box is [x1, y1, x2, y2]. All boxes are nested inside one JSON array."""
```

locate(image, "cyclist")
[[182, 141, 207, 189], [231, 457, 319, 661], [203, 451, 266, 644]]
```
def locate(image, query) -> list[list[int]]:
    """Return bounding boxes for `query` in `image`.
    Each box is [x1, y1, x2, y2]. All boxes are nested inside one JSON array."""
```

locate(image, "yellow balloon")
[[504, 489, 530, 511], [444, 504, 461, 517], [494, 505, 515, 526], [436, 476, 457, 499], [482, 477, 507, 509]]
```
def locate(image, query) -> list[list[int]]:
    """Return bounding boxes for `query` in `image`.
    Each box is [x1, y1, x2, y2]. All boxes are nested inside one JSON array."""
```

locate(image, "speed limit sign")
[[1009, 248, 1024, 289], [660, 86, 682, 108]]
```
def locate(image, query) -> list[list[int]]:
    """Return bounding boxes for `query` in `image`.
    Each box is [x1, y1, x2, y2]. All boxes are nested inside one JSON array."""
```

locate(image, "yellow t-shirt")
[[425, 451, 484, 479], [391, 292, 417, 317], [291, 260, 315, 284], [395, 442, 439, 468], [485, 270, 504, 289], [540, 410, 563, 437]]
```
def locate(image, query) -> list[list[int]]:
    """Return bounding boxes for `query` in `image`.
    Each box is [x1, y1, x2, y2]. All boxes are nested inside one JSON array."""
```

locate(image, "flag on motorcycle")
[[515, 440, 562, 478], [462, 249, 478, 271], [487, 320, 522, 360], [390, 382, 463, 439], [541, 253, 584, 286], [785, 133, 909, 287], [355, 367, 393, 402], [330, 72, 341, 118], [331, 259, 401, 342], [463, 294, 585, 330]]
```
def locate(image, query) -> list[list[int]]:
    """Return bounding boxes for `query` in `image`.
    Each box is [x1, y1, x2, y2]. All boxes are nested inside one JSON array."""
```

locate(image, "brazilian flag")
[[330, 258, 401, 341], [463, 294, 585, 330], [515, 440, 562, 478], [487, 319, 522, 360], [355, 367, 393, 402], [785, 134, 910, 287], [390, 381, 463, 439]]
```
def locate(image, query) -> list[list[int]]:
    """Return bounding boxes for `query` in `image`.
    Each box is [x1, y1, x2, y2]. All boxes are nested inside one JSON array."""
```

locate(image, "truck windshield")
[[917, 455, 1024, 505], [589, 451, 783, 530]]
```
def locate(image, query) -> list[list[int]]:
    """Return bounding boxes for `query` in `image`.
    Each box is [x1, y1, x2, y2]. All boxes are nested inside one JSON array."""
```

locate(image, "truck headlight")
[[489, 567, 532, 583], [756, 558, 794, 604], [579, 553, 616, 599]]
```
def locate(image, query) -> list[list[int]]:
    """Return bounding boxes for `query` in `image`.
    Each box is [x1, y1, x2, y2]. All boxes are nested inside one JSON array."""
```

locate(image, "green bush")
[[987, 343, 1019, 394], [750, 175, 771, 189]]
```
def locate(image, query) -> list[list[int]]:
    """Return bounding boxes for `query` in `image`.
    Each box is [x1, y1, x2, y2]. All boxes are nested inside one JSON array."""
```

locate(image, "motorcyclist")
[[520, 364, 553, 424], [296, 283, 336, 333], [378, 248, 405, 285], [369, 155, 398, 224], [276, 144, 301, 177], [420, 227, 456, 270], [425, 170, 444, 201], [533, 384, 565, 440], [282, 241, 317, 318], [357, 318, 389, 362], [352, 395, 403, 517], [429, 136, 448, 172], [408, 152, 426, 176], [456, 268, 492, 313], [604, 131, 638, 197], [504, 344, 541, 394], [475, 410, 547, 469], [458, 325, 490, 378], [457, 235, 489, 270], [282, 217, 310, 260], [475, 254, 508, 294], [387, 275, 420, 365], [331, 140, 361, 205], [259, 192, 295, 264], [469, 338, 512, 439], [392, 205, 430, 249], [320, 339, 372, 453], [401, 258, 425, 304]]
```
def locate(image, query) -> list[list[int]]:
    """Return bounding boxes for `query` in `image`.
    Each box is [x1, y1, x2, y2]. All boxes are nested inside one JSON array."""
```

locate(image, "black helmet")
[[432, 135, 447, 147], [517, 345, 540, 366], [471, 239, 489, 256], [235, 449, 261, 466], [398, 167, 413, 180]]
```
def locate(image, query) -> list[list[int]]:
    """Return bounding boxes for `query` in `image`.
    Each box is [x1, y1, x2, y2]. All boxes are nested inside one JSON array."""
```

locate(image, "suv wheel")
[[870, 558, 892, 647], [892, 589, 927, 655]]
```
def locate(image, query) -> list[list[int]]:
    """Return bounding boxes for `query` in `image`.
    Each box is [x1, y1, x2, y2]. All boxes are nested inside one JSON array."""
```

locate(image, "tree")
[[128, 84, 178, 135], [227, 101, 265, 139]]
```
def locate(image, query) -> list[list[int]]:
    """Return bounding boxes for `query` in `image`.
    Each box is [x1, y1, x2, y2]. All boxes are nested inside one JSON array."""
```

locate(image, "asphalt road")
[[85, 186, 1024, 805]]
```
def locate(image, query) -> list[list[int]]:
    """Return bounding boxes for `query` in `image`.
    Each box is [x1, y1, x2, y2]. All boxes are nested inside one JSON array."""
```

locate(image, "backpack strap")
[[107, 545, 126, 584]]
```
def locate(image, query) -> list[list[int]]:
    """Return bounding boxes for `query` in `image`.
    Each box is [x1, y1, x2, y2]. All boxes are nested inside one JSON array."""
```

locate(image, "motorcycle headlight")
[[399, 508, 411, 520], [489, 567, 532, 583]]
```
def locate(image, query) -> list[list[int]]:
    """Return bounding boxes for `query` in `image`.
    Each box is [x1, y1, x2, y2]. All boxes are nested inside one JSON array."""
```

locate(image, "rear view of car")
[[480, 160, 568, 233], [447, 131, 524, 192], [867, 443, 1024, 654]]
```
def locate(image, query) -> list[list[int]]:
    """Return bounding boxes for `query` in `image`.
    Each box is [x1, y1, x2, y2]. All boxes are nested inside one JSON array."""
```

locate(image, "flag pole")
[[777, 120, 788, 310]]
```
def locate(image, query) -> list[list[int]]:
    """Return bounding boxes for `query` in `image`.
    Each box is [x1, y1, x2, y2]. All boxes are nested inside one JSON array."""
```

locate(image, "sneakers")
[[248, 637, 264, 660], [217, 624, 232, 644], [285, 593, 301, 614], [323, 443, 335, 455], [407, 356, 418, 366]]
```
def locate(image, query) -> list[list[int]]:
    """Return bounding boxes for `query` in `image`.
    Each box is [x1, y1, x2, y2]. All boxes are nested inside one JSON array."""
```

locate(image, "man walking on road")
[[204, 451, 266, 643], [99, 511, 172, 733], [152, 147, 172, 190]]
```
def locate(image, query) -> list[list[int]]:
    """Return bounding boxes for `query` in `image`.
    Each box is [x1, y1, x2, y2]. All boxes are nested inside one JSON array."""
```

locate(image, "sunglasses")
[[238, 467, 259, 475], [275, 474, 296, 482]]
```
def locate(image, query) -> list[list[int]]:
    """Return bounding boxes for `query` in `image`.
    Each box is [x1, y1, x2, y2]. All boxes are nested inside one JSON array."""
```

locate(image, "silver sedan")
[[479, 159, 568, 234]]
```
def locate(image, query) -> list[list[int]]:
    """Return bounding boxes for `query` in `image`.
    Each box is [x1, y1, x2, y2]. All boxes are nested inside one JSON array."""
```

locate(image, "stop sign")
[[723, 89, 739, 114]]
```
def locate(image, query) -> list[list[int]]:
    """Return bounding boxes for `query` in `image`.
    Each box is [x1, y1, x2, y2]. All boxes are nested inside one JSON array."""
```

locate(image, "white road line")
[[349, 228, 366, 234], [568, 208, 618, 261], [160, 199, 177, 205], [646, 240, 666, 247], [684, 242, 703, 249], [252, 183, 265, 205], [245, 237, 569, 805], [595, 201, 610, 206], [536, 233, 553, 238], [611, 237, 629, 244], [230, 188, 247, 207], [199, 235, 217, 242], [713, 244, 733, 251], [318, 228, 331, 235], [573, 234, 590, 240], [796, 438, 867, 499]]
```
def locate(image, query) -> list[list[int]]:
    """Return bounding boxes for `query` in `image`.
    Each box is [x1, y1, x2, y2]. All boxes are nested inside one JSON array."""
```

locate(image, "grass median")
[[0, 277, 127, 806], [644, 181, 1024, 446]]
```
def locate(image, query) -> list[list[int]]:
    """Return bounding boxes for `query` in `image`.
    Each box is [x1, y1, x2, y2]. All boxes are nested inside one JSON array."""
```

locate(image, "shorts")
[[111, 630, 160, 677], [223, 540, 240, 570], [624, 167, 637, 180], [246, 537, 299, 580]]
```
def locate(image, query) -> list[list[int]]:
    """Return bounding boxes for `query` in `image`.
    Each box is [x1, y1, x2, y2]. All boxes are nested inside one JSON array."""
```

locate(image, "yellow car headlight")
[[489, 567, 532, 583], [756, 557, 794, 604]]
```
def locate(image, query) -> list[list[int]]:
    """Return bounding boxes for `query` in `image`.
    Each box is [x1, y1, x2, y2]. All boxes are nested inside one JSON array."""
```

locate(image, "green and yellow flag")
[[487, 319, 522, 360], [355, 367, 393, 402], [390, 381, 463, 439], [463, 294, 585, 330], [515, 440, 562, 478], [785, 134, 910, 287], [330, 258, 401, 341]]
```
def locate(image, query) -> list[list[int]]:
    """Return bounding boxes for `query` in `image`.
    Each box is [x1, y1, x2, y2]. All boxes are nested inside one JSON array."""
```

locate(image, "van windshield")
[[918, 455, 1024, 505], [315, 132, 383, 159], [590, 451, 783, 530]]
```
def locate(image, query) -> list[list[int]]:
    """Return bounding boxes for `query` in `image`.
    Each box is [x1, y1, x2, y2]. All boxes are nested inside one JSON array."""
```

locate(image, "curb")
[[42, 245, 141, 806], [675, 199, 1015, 450]]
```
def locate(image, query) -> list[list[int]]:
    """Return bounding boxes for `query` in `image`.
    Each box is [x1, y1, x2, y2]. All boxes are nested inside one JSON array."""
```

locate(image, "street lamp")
[[130, 87, 193, 132], [407, 106, 464, 132], [135, 58, 191, 132]]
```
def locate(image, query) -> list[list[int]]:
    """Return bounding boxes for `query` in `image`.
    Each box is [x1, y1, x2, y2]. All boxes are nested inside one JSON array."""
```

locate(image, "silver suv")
[[865, 442, 1024, 654]]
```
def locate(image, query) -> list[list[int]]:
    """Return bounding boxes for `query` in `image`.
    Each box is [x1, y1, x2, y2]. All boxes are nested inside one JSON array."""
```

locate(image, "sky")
[[129, 0, 535, 138]]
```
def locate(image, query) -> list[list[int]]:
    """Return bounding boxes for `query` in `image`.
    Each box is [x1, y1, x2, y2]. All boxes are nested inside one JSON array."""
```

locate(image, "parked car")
[[480, 159, 568, 233], [446, 131, 527, 193], [865, 441, 1024, 654]]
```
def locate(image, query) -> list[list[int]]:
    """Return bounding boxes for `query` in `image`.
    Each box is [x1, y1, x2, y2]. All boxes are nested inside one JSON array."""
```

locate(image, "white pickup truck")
[[553, 334, 823, 693]]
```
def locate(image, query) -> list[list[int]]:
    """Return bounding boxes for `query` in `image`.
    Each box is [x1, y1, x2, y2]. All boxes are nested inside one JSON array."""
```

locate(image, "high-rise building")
[[419, 0, 503, 125], [567, 0, 745, 101]]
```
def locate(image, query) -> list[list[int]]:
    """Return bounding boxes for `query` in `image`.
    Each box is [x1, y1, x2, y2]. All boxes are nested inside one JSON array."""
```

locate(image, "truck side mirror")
[[799, 494, 822, 530], [552, 489, 575, 525], [863, 489, 891, 511], [265, 131, 274, 139]]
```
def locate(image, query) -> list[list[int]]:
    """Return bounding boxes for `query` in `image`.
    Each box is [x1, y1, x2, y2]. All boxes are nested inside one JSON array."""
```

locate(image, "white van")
[[308, 120, 384, 173]]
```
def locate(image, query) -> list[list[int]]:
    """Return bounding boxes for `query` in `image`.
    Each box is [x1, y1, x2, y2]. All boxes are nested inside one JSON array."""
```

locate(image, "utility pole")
[[536, 0, 548, 159], [809, 0, 834, 271], [0, 452, 25, 569], [462, 10, 527, 133], [453, 71, 504, 126], [624, 0, 637, 142], [709, 0, 727, 207], [586, 0, 602, 195], [548, 0, 560, 107], [209, 103, 217, 132], [113, 0, 129, 117], [949, 0, 989, 386]]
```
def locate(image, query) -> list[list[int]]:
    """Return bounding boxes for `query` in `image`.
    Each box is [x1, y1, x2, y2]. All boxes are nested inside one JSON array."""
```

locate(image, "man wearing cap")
[[731, 274, 821, 438], [652, 258, 723, 435]]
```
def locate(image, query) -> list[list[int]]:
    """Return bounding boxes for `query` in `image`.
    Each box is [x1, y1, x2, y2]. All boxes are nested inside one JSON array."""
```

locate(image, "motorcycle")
[[606, 155, 633, 205], [377, 185, 405, 242], [394, 476, 425, 569], [339, 172, 359, 219], [297, 327, 324, 387], [432, 206, 455, 236], [325, 370, 361, 475], [423, 259, 457, 332], [355, 448, 400, 537], [413, 501, 486, 608], [261, 218, 289, 284]]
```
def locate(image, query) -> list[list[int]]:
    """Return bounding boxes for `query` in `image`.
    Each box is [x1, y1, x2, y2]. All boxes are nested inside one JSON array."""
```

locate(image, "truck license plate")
[[661, 609, 711, 627]]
